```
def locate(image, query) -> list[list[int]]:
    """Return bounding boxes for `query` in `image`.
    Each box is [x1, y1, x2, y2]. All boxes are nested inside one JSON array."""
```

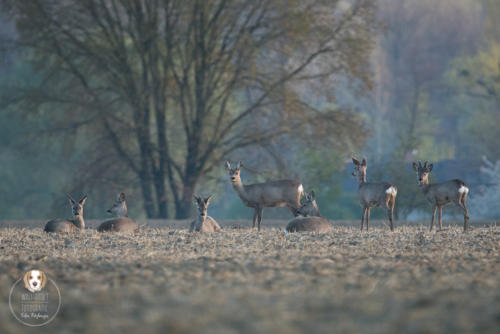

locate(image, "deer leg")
[[430, 206, 437, 231], [461, 195, 469, 232], [463, 205, 469, 232], [387, 205, 394, 232], [458, 201, 469, 232], [257, 207, 263, 231], [361, 207, 366, 231], [366, 207, 371, 231], [252, 208, 258, 229], [438, 206, 443, 231]]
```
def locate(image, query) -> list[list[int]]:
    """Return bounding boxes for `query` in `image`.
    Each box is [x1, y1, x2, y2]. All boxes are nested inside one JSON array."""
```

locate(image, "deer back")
[[286, 217, 332, 233], [98, 217, 138, 233], [44, 219, 81, 233], [423, 179, 467, 205], [358, 182, 395, 207], [190, 216, 221, 233], [241, 180, 302, 207]]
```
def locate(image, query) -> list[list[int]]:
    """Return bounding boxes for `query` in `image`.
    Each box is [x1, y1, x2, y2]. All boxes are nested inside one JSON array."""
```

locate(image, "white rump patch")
[[298, 184, 304, 194], [458, 186, 469, 194], [385, 186, 397, 195]]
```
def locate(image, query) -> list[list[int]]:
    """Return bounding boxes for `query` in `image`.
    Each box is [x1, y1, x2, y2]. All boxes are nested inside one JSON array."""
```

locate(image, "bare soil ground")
[[0, 219, 499, 334]]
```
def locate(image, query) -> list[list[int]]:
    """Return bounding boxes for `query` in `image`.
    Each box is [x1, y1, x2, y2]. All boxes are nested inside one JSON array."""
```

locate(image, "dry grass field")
[[0, 219, 499, 334]]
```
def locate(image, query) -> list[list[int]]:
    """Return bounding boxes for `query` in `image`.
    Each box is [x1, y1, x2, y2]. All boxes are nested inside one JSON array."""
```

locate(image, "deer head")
[[194, 194, 213, 218], [296, 190, 320, 217], [68, 195, 87, 217], [225, 161, 242, 184], [352, 157, 367, 182], [412, 161, 433, 185], [107, 192, 128, 217]]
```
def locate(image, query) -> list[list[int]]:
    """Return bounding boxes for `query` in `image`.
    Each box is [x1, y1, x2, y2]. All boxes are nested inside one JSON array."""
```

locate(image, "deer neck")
[[196, 212, 207, 226], [357, 173, 367, 185], [73, 215, 85, 229], [122, 203, 129, 217], [419, 181, 431, 195], [231, 179, 247, 199]]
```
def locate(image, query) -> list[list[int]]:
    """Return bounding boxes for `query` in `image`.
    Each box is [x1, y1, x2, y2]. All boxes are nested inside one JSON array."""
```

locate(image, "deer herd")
[[43, 158, 471, 235]]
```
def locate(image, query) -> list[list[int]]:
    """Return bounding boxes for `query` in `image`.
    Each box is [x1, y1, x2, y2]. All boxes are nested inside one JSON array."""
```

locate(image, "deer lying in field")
[[97, 193, 139, 233], [189, 195, 222, 233], [412, 161, 470, 232], [286, 191, 332, 233], [352, 157, 397, 231], [44, 195, 87, 233], [225, 161, 303, 231]]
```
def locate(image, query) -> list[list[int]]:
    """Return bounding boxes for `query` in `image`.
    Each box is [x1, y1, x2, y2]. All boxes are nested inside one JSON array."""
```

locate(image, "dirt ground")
[[0, 219, 499, 334]]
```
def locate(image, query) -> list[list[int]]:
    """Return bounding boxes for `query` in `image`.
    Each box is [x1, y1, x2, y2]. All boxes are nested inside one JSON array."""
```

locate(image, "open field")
[[0, 220, 499, 333]]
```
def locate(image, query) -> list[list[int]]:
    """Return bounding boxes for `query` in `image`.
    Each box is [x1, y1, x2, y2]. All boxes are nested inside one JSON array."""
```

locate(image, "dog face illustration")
[[23, 270, 47, 293]]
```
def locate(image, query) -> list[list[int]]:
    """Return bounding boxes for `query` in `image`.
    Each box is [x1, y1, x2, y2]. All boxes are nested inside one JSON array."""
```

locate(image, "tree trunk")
[[153, 171, 168, 218], [154, 109, 169, 218], [175, 180, 196, 219], [175, 162, 199, 219], [139, 170, 156, 218]]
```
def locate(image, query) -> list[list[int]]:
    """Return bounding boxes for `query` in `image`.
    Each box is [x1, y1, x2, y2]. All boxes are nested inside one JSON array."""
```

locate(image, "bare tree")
[[4, 0, 376, 218]]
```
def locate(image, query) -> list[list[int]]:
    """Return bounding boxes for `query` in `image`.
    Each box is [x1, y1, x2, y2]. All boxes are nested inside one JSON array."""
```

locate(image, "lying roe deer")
[[286, 191, 332, 233], [97, 192, 139, 233], [225, 161, 303, 231], [44, 195, 87, 233], [189, 195, 222, 233], [412, 161, 470, 232], [352, 157, 397, 231]]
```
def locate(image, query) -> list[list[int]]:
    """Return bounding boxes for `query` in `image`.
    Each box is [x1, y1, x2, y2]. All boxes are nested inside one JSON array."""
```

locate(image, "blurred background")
[[0, 0, 498, 221]]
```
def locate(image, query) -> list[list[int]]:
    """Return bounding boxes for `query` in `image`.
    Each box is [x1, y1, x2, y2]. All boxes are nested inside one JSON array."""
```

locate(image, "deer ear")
[[310, 191, 315, 200], [236, 161, 242, 169], [225, 161, 231, 170], [352, 157, 360, 165], [412, 162, 418, 171], [428, 163, 433, 172], [193, 195, 202, 207], [205, 195, 213, 203], [79, 195, 87, 206], [68, 195, 76, 205]]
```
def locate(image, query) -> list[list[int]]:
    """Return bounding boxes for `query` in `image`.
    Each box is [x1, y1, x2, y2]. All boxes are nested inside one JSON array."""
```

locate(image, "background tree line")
[[0, 0, 499, 221]]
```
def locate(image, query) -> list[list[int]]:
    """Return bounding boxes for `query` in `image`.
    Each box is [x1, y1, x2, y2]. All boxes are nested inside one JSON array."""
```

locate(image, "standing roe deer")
[[98, 192, 139, 233], [189, 195, 222, 233], [412, 161, 470, 232], [352, 157, 397, 231], [44, 195, 87, 233], [225, 161, 303, 231], [286, 191, 332, 233]]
